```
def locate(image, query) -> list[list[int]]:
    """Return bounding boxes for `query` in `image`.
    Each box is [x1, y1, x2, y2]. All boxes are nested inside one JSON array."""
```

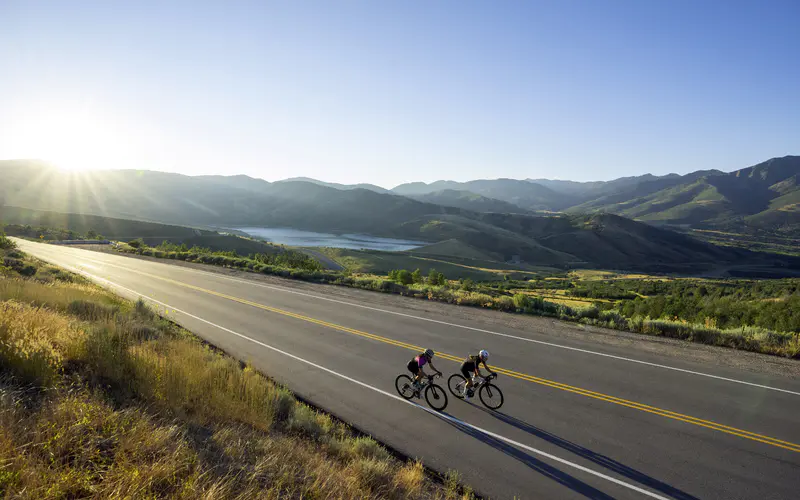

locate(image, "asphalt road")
[[15, 240, 800, 499]]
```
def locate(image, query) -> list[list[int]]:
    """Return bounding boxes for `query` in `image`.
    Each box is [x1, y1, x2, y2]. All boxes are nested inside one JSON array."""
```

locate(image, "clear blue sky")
[[1, 1, 797, 187]]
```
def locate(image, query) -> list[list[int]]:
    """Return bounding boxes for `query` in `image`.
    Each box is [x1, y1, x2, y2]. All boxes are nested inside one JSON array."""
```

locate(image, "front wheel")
[[479, 383, 504, 410], [447, 374, 467, 399], [425, 383, 448, 411], [395, 375, 415, 400]]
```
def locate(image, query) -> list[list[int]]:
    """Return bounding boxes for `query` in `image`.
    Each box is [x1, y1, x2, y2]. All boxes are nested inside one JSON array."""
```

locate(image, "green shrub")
[[0, 231, 17, 250]]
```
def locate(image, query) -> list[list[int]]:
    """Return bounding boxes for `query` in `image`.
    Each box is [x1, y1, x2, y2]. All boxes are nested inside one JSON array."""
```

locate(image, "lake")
[[235, 227, 425, 251]]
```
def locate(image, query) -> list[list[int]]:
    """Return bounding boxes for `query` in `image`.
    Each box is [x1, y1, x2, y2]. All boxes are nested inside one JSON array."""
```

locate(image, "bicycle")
[[447, 372, 504, 410], [395, 373, 448, 411]]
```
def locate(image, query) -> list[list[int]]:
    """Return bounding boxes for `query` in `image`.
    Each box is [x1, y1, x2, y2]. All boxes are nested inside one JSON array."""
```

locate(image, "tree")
[[461, 278, 475, 292], [427, 269, 445, 286], [411, 268, 422, 284], [87, 229, 98, 239], [396, 269, 413, 285]]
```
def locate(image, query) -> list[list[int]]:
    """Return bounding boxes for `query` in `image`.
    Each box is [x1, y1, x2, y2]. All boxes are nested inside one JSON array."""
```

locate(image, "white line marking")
[[49, 258, 670, 500], [67, 249, 800, 397]]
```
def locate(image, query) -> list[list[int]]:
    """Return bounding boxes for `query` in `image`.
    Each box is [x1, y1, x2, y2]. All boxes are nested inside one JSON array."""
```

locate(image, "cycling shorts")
[[461, 360, 476, 379]]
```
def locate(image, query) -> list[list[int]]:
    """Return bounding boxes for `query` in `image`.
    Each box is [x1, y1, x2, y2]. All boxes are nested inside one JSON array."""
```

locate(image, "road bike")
[[395, 373, 448, 411], [447, 373, 504, 410]]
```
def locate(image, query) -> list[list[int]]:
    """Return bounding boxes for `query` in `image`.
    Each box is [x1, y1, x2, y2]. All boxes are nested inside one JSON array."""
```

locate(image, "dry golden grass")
[[0, 265, 472, 499]]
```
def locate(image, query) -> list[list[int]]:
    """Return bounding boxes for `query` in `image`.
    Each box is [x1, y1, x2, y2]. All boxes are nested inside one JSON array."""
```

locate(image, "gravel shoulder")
[[75, 245, 800, 380]]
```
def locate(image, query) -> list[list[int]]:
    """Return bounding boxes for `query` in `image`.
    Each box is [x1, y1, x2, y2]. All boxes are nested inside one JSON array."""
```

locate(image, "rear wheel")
[[395, 375, 415, 400], [447, 374, 467, 399], [479, 383, 504, 410], [425, 383, 448, 411]]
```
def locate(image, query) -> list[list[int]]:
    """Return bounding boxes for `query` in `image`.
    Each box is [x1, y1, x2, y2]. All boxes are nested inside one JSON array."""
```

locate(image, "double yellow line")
[[97, 262, 800, 453]]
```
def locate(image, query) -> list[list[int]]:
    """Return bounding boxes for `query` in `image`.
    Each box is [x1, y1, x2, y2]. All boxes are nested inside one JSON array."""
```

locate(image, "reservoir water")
[[235, 227, 424, 251]]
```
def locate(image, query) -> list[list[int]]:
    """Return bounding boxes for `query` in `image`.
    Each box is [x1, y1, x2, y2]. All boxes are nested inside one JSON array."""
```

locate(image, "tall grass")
[[0, 268, 473, 498]]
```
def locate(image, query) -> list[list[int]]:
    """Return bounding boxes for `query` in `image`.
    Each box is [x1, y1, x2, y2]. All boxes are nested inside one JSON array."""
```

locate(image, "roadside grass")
[[0, 247, 474, 499]]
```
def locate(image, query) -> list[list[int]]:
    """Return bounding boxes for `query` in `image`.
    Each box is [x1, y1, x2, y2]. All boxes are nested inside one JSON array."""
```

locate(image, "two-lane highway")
[[16, 240, 800, 499]]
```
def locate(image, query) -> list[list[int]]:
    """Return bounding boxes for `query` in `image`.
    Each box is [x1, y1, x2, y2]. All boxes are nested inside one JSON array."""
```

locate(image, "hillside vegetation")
[[3, 158, 799, 275], [0, 236, 471, 499], [0, 206, 296, 256]]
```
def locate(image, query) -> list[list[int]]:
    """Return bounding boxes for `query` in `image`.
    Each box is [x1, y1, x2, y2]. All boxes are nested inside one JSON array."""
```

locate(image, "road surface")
[[15, 240, 800, 499]]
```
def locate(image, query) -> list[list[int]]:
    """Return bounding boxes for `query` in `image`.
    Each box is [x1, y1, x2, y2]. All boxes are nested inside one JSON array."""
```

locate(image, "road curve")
[[15, 240, 800, 499]]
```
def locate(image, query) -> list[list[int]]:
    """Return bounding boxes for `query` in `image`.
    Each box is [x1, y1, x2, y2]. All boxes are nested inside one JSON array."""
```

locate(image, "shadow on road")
[[440, 413, 617, 499], [473, 405, 699, 500]]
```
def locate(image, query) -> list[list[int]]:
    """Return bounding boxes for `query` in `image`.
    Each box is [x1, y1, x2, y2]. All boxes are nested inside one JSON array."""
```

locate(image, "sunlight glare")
[[13, 107, 131, 172]]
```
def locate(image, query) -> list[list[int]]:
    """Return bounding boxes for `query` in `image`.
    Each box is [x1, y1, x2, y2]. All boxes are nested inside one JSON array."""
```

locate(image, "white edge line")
[[51, 258, 670, 500], [70, 249, 800, 397]]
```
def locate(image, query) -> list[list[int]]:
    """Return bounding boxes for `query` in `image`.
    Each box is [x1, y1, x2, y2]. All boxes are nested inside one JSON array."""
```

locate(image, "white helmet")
[[479, 349, 489, 361]]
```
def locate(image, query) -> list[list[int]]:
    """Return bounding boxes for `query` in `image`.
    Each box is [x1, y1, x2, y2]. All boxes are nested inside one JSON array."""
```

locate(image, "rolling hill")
[[573, 156, 800, 235], [276, 177, 389, 193], [2, 158, 798, 275], [0, 160, 462, 234], [405, 189, 528, 213], [392, 178, 567, 210]]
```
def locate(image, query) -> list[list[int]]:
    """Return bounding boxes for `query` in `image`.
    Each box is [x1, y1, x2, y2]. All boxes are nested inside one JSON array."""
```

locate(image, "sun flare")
[[12, 107, 130, 172]]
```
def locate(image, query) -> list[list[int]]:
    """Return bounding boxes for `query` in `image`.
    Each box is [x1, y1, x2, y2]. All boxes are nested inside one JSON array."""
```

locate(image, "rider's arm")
[[428, 361, 442, 376], [482, 361, 496, 376]]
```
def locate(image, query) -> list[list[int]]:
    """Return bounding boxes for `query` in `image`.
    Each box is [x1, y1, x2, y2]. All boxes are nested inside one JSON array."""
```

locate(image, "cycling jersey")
[[461, 354, 489, 378], [407, 353, 428, 375]]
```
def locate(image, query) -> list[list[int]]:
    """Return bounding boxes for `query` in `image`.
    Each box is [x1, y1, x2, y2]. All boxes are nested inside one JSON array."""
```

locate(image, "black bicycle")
[[447, 372, 504, 410], [395, 373, 448, 411]]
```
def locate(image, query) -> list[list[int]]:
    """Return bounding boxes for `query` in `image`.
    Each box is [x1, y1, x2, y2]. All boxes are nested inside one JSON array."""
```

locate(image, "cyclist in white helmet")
[[460, 350, 495, 399], [407, 348, 442, 388]]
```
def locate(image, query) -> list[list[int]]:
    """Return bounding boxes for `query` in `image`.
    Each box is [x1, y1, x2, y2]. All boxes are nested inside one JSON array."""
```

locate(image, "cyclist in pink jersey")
[[406, 348, 442, 387]]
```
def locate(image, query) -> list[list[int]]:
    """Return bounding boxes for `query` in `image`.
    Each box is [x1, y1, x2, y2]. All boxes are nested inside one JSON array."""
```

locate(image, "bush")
[[127, 239, 144, 248], [512, 293, 531, 310], [0, 231, 17, 250], [396, 270, 413, 285]]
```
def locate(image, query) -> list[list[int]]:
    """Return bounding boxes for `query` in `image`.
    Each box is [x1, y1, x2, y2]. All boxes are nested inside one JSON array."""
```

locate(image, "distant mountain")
[[2, 158, 797, 275], [566, 169, 726, 213], [406, 189, 528, 213], [277, 177, 389, 193], [0, 160, 461, 234], [392, 178, 567, 210], [573, 156, 800, 235]]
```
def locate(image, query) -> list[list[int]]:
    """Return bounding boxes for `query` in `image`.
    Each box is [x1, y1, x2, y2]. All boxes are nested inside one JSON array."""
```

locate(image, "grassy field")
[[687, 228, 800, 257], [317, 247, 555, 281], [0, 236, 473, 499]]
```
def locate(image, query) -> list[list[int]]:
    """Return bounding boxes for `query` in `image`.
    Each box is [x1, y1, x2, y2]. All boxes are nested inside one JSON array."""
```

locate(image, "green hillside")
[[570, 156, 800, 236], [3, 159, 799, 275], [408, 189, 528, 213], [0, 206, 283, 256]]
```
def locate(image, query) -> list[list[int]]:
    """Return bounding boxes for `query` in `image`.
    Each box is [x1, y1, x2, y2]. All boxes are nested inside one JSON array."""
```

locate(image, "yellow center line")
[[94, 261, 800, 453]]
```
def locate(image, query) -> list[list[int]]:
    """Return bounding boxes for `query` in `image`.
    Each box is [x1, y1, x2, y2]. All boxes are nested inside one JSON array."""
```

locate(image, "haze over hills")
[[405, 189, 528, 213], [277, 177, 389, 193], [2, 157, 798, 274]]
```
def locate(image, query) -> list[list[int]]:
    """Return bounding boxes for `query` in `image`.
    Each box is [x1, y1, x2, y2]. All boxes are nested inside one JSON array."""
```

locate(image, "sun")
[[12, 107, 130, 172]]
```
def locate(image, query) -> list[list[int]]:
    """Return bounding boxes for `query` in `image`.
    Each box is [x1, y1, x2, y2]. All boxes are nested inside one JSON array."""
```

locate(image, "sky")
[[1, 1, 798, 188]]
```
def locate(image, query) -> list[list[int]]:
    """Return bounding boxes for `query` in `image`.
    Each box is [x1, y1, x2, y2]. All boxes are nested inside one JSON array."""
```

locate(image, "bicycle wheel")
[[479, 383, 504, 410], [395, 375, 416, 400], [447, 374, 467, 399], [425, 383, 448, 411]]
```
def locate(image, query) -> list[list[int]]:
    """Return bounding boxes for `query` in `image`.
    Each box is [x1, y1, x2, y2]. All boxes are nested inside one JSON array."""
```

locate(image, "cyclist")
[[461, 350, 495, 399], [407, 348, 442, 389]]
